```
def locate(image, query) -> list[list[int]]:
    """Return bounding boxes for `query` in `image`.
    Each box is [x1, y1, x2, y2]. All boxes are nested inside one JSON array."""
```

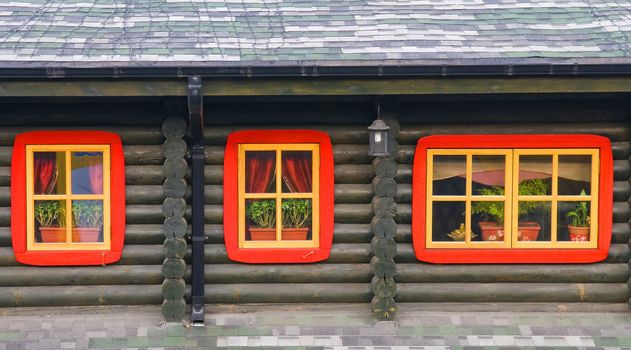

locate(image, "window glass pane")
[[71, 152, 103, 195], [517, 201, 550, 241], [472, 155, 506, 196], [282, 151, 312, 193], [281, 199, 312, 240], [432, 201, 466, 241], [33, 152, 66, 195], [245, 199, 276, 241], [558, 200, 591, 242], [34, 200, 67, 243], [245, 151, 276, 193], [518, 155, 552, 196], [71, 200, 104, 243], [558, 155, 591, 195], [472, 201, 505, 241], [433, 155, 466, 196]]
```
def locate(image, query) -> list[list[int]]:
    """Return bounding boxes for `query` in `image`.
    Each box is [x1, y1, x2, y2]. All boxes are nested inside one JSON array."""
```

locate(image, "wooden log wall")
[[0, 125, 167, 307], [394, 122, 631, 306], [199, 124, 375, 304]]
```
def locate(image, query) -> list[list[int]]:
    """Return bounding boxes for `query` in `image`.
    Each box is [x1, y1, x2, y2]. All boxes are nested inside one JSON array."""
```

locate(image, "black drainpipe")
[[187, 76, 205, 326]]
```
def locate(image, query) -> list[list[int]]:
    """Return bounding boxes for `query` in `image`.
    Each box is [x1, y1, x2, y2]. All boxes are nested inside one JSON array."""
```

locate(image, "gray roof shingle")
[[1, 0, 631, 67]]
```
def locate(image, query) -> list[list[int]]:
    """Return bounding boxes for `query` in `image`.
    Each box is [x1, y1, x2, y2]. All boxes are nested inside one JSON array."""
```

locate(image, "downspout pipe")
[[187, 76, 205, 326]]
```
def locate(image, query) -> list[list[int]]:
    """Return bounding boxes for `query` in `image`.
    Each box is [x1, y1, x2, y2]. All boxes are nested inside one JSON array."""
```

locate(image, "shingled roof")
[[1, 0, 631, 68]]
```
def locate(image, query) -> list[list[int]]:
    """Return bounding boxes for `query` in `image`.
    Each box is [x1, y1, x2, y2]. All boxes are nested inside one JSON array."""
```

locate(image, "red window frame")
[[11, 131, 126, 266], [224, 130, 334, 263], [412, 134, 613, 264]]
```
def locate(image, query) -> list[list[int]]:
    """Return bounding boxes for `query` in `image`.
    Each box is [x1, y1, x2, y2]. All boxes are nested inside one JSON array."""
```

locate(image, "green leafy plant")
[[567, 189, 589, 227], [246, 199, 276, 228], [34, 201, 65, 227], [472, 179, 550, 224], [281, 199, 312, 228], [72, 201, 103, 228]]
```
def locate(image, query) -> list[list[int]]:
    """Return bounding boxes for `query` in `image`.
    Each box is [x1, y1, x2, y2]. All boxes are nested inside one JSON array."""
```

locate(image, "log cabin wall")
[[0, 97, 175, 306]]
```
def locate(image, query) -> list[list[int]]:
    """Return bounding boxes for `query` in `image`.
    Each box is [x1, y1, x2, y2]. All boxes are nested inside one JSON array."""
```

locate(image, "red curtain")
[[246, 152, 276, 193], [34, 153, 57, 194], [282, 152, 312, 193]]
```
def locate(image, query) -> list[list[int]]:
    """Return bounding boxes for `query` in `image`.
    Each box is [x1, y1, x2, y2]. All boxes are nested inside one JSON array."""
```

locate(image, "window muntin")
[[238, 144, 319, 249], [27, 145, 111, 251], [426, 148, 599, 249]]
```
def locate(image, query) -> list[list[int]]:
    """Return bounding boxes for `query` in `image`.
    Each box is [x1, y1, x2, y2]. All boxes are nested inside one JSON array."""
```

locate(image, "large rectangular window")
[[413, 134, 612, 264]]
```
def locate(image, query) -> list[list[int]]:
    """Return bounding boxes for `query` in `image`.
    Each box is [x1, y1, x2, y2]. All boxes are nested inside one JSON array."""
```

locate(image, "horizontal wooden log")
[[126, 205, 165, 224], [195, 243, 372, 264], [124, 224, 164, 244], [0, 188, 8, 206], [0, 227, 10, 246], [397, 165, 412, 183], [613, 181, 631, 202], [0, 127, 164, 145], [395, 224, 412, 243], [333, 204, 373, 223], [613, 202, 631, 223], [335, 184, 371, 204], [126, 165, 165, 185], [123, 145, 165, 166], [614, 160, 630, 181], [394, 243, 630, 263], [126, 185, 164, 204], [396, 283, 629, 303], [611, 142, 631, 159], [204, 126, 369, 145], [0, 285, 162, 307], [201, 264, 371, 283], [335, 164, 374, 184], [398, 123, 631, 144], [0, 265, 163, 286], [395, 263, 630, 283], [0, 245, 166, 267], [0, 167, 8, 186], [612, 223, 631, 244], [203, 283, 371, 303]]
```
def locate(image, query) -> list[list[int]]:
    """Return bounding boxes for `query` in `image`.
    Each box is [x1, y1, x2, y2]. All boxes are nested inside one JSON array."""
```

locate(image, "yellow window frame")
[[238, 143, 320, 249], [426, 148, 599, 249], [26, 144, 111, 251]]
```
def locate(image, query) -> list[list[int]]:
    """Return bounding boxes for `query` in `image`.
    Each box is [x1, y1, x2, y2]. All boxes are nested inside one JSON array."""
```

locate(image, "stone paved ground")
[[1, 304, 631, 349]]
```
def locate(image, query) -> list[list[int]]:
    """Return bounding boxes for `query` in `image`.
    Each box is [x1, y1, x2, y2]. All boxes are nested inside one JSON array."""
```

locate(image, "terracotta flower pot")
[[72, 227, 101, 242], [479, 221, 541, 241], [249, 227, 276, 240], [282, 228, 309, 240], [39, 227, 66, 243], [568, 225, 589, 241]]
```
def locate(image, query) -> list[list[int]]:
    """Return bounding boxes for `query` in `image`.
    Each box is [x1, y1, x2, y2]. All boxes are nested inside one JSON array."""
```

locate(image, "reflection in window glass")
[[71, 200, 104, 243], [558, 155, 591, 195], [34, 152, 66, 195], [282, 151, 312, 193], [518, 155, 552, 196], [245, 151, 276, 193], [558, 200, 591, 242], [472, 201, 505, 242], [432, 201, 465, 242], [71, 152, 103, 195], [517, 201, 550, 241], [472, 155, 506, 195], [34, 200, 66, 243], [281, 199, 312, 240], [433, 155, 466, 196], [245, 199, 276, 241]]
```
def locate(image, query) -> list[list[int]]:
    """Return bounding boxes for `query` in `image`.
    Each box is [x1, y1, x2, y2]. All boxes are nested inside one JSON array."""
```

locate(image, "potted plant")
[[71, 201, 103, 242], [246, 199, 276, 240], [566, 189, 590, 241], [281, 199, 312, 240], [472, 179, 549, 241], [34, 201, 66, 243]]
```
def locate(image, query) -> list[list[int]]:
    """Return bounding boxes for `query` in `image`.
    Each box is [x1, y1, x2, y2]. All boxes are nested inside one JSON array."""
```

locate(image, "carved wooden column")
[[160, 117, 188, 322]]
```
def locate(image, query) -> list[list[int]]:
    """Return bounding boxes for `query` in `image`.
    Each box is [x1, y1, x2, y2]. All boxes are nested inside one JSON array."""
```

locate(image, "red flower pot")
[[72, 228, 101, 242], [568, 225, 589, 241], [479, 221, 541, 241], [249, 227, 276, 240], [282, 228, 309, 240], [39, 227, 66, 243]]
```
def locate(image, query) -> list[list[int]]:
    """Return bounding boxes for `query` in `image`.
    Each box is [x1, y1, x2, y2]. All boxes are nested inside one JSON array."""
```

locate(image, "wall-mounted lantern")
[[368, 119, 390, 157]]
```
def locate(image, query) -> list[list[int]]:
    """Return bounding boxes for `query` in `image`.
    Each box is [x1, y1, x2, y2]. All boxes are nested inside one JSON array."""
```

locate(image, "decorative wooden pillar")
[[370, 112, 400, 320], [160, 117, 188, 322]]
